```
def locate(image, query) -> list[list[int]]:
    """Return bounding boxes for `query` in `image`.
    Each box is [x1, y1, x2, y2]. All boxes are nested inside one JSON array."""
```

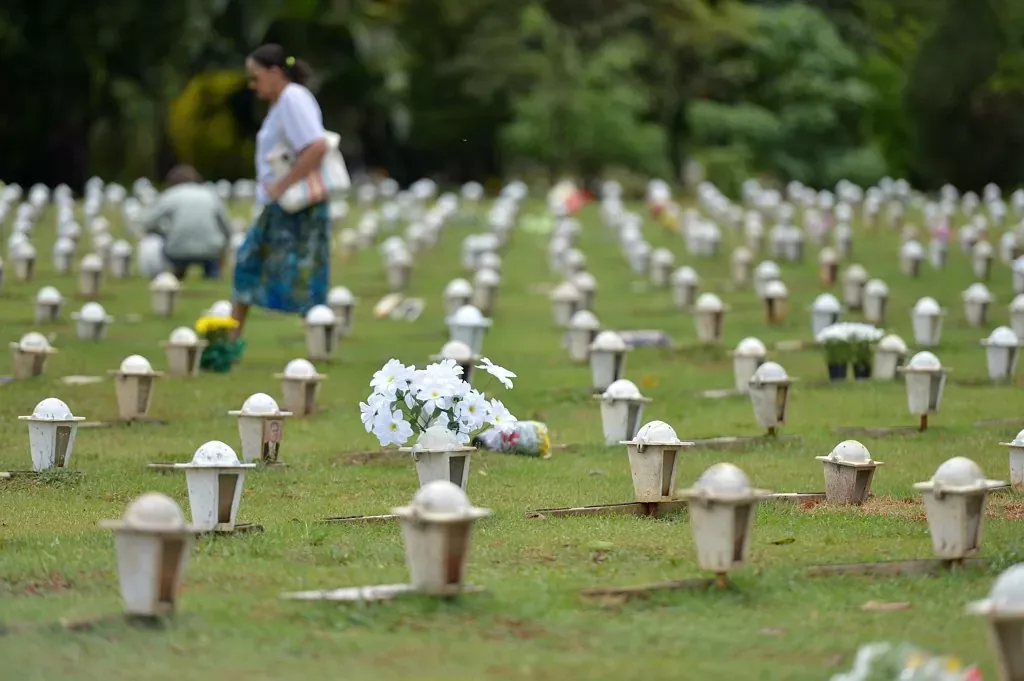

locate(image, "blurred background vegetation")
[[1, 0, 1023, 194]]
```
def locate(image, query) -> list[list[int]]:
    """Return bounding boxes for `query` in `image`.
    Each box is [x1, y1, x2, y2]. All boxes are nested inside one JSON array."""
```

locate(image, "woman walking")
[[231, 43, 331, 339]]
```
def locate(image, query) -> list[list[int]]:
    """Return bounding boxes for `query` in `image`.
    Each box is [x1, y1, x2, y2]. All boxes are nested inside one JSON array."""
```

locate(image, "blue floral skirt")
[[232, 202, 330, 315]]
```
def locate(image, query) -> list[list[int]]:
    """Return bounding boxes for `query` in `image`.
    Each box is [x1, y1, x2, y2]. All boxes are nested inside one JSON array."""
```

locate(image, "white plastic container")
[[109, 354, 163, 420], [748, 362, 793, 432], [228, 393, 292, 464], [972, 240, 994, 280], [815, 440, 882, 505], [572, 272, 598, 311], [677, 463, 770, 574], [862, 278, 889, 325], [99, 493, 195, 616], [899, 240, 924, 277], [304, 304, 337, 361], [929, 238, 949, 270], [1000, 428, 1024, 487], [596, 379, 651, 445], [911, 297, 945, 347], [11, 241, 36, 281], [443, 278, 474, 318], [620, 421, 694, 502], [966, 564, 1024, 681], [731, 337, 766, 393], [392, 481, 490, 594], [149, 272, 181, 317], [566, 310, 600, 363], [72, 302, 113, 341], [981, 326, 1021, 381], [810, 293, 841, 338], [327, 286, 357, 338], [274, 358, 325, 416], [550, 282, 583, 327], [914, 457, 1005, 560], [899, 351, 947, 418], [962, 283, 992, 328], [174, 441, 256, 531], [9, 332, 57, 379], [649, 248, 675, 287], [671, 266, 699, 310], [34, 286, 63, 323], [18, 397, 85, 470], [472, 268, 500, 316], [77, 253, 104, 297], [1010, 294, 1024, 339], [400, 426, 476, 491], [430, 341, 479, 384], [817, 247, 838, 287], [752, 260, 780, 299], [52, 237, 75, 274], [694, 293, 726, 343], [872, 334, 907, 381], [386, 248, 413, 291], [109, 239, 134, 279], [589, 331, 629, 392], [160, 327, 207, 377], [841, 264, 868, 310], [730, 247, 753, 287], [446, 305, 491, 356], [762, 279, 788, 325]]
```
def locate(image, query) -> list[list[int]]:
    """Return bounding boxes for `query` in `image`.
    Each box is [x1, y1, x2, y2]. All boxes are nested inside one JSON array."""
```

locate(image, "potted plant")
[[848, 323, 884, 379], [817, 324, 852, 381], [195, 315, 246, 373]]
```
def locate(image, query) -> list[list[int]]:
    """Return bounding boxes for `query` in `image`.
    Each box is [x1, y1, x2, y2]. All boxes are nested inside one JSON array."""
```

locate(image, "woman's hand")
[[267, 139, 329, 204], [265, 179, 286, 202]]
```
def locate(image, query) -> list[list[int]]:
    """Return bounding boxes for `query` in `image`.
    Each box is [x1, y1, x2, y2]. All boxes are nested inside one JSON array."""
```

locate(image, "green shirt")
[[141, 183, 232, 261]]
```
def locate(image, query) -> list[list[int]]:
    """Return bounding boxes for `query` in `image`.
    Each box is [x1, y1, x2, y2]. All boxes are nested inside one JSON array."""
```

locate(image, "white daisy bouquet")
[[816, 322, 884, 366], [360, 357, 518, 447]]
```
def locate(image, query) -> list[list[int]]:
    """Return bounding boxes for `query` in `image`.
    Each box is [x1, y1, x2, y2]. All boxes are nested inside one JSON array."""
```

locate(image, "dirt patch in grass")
[[334, 449, 403, 466], [988, 498, 1024, 520], [859, 496, 926, 521], [799, 495, 1024, 522], [794, 496, 926, 521], [482, 616, 547, 641]]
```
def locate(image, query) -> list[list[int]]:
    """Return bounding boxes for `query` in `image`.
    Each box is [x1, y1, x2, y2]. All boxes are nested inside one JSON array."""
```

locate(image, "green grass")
[[1, 199, 1021, 680]]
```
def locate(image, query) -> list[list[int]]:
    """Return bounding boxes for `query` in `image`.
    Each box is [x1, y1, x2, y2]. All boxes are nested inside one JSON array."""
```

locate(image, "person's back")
[[156, 183, 229, 260], [142, 165, 231, 279]]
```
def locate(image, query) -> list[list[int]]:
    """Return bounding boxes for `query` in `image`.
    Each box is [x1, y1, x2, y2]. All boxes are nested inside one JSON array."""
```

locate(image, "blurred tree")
[[904, 0, 1024, 189], [457, 2, 668, 182], [0, 0, 213, 187], [688, 3, 884, 189]]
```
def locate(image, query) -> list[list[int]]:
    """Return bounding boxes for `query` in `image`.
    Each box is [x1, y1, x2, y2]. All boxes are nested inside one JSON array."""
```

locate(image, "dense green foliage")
[[0, 0, 1023, 190]]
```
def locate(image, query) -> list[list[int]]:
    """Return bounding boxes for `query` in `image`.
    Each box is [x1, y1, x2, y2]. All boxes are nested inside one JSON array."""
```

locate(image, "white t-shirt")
[[255, 83, 325, 205]]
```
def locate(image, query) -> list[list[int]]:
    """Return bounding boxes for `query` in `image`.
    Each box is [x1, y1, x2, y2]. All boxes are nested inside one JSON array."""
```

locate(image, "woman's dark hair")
[[248, 43, 313, 86], [165, 164, 202, 186]]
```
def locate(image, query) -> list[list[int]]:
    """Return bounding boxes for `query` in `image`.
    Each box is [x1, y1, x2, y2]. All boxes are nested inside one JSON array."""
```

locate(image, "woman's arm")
[[266, 138, 328, 200], [266, 86, 328, 201]]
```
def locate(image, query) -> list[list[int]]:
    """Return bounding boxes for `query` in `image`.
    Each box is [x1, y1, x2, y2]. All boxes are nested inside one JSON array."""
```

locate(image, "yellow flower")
[[538, 427, 551, 458], [195, 316, 238, 335]]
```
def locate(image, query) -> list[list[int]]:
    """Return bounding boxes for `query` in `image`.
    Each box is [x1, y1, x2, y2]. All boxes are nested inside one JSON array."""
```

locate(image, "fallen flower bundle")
[[360, 357, 518, 447]]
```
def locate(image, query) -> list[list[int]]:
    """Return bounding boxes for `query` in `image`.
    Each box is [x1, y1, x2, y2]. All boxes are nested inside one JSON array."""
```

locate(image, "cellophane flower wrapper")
[[830, 642, 981, 681], [473, 421, 551, 458]]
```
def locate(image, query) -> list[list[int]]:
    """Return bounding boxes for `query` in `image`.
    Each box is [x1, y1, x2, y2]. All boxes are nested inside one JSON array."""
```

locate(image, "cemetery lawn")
[[1, 201, 1022, 681]]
